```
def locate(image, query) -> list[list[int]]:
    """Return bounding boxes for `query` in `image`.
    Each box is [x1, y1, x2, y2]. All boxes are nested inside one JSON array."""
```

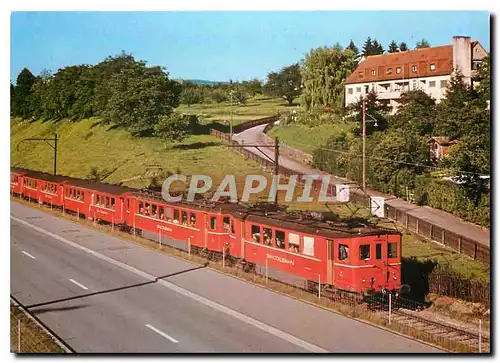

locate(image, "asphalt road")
[[11, 201, 442, 353]]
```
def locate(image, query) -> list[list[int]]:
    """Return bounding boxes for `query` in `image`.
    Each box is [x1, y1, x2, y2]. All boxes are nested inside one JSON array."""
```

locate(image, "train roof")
[[65, 179, 136, 195], [11, 167, 31, 175], [23, 170, 72, 183]]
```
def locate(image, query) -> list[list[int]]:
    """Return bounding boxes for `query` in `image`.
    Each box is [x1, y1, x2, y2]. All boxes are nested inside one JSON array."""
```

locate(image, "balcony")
[[376, 90, 403, 100]]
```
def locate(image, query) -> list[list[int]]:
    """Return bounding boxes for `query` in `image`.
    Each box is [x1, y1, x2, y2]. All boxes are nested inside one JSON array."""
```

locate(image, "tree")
[[301, 45, 357, 109], [264, 63, 302, 106], [154, 112, 190, 149], [241, 79, 262, 96], [347, 40, 359, 57], [391, 90, 436, 136], [388, 40, 399, 53], [415, 39, 431, 49], [473, 55, 490, 101], [180, 87, 202, 107], [11, 68, 36, 118], [362, 37, 374, 56], [230, 88, 248, 105], [346, 89, 390, 135], [372, 40, 384, 55], [399, 42, 408, 51], [100, 57, 181, 135]]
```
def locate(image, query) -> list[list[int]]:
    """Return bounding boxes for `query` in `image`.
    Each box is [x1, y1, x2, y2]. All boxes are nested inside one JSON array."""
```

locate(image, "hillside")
[[10, 117, 264, 190]]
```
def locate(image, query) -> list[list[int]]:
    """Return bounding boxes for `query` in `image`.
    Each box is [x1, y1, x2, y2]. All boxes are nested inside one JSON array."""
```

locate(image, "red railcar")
[[10, 168, 29, 196], [21, 171, 69, 207], [63, 179, 135, 225], [240, 211, 402, 294]]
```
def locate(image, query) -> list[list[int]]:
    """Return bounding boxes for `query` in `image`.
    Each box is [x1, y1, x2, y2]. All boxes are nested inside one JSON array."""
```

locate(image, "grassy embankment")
[[10, 304, 65, 353]]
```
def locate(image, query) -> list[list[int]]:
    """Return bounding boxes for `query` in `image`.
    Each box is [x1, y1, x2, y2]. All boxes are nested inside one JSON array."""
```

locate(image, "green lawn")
[[267, 122, 356, 155], [176, 95, 292, 126], [10, 117, 265, 190]]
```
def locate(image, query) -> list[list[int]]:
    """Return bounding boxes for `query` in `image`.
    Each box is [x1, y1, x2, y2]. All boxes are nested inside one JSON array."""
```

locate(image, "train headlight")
[[362, 278, 366, 283], [393, 275, 398, 280]]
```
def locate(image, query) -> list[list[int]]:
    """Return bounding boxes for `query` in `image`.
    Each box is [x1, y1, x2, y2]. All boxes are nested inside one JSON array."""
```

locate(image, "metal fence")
[[10, 301, 69, 353], [386, 204, 490, 264]]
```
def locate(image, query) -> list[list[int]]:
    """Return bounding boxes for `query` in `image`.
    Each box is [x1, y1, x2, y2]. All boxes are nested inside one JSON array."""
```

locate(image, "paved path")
[[11, 201, 441, 353], [233, 124, 489, 247]]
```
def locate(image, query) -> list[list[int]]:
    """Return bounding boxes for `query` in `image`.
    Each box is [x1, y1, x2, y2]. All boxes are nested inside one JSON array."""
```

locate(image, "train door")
[[326, 239, 333, 285]]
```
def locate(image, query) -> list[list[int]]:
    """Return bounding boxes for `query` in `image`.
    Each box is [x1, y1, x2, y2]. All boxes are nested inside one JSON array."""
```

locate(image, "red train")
[[11, 168, 405, 295]]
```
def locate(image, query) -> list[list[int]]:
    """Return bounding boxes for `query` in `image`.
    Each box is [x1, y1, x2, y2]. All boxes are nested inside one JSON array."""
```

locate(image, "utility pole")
[[227, 135, 281, 205], [274, 137, 280, 205], [17, 133, 58, 175], [362, 99, 366, 191]]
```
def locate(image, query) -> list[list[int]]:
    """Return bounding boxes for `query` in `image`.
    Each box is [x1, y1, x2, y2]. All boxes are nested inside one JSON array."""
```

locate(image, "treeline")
[[10, 52, 184, 136], [311, 62, 491, 226]]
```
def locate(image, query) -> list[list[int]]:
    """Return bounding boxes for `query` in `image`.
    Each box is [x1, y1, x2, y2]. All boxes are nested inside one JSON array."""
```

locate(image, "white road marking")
[[145, 324, 179, 343], [11, 215, 328, 353], [68, 279, 89, 290], [21, 250, 36, 259]]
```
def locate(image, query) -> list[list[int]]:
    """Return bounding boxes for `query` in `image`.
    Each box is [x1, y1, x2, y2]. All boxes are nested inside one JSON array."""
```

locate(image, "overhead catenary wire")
[[287, 140, 490, 177]]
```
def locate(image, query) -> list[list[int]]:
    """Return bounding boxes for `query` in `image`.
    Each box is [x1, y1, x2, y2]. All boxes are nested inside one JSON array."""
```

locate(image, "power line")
[[288, 141, 490, 177]]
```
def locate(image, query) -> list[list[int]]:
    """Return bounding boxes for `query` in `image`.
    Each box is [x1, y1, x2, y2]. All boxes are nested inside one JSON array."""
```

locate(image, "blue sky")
[[10, 11, 490, 82]]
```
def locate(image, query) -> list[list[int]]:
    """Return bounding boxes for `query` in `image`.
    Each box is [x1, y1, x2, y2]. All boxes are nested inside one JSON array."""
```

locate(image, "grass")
[[11, 304, 65, 353], [10, 117, 265, 190], [176, 95, 292, 126], [267, 122, 356, 155]]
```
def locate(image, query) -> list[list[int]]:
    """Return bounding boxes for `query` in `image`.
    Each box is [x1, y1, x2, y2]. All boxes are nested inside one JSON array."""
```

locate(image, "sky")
[[10, 11, 490, 83]]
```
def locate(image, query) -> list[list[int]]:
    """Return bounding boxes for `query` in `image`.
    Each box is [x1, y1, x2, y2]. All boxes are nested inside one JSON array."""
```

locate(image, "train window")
[[210, 216, 217, 230], [189, 213, 197, 226], [251, 225, 261, 243], [146, 203, 152, 216], [158, 207, 164, 219], [303, 236, 315, 256], [275, 230, 285, 250], [165, 208, 172, 221], [111, 198, 116, 209], [152, 204, 158, 218], [81, 191, 84, 202], [127, 198, 130, 210], [289, 233, 300, 252], [182, 211, 188, 225], [223, 216, 231, 232], [360, 245, 371, 260], [173, 209, 180, 223], [106, 196, 111, 208], [338, 244, 349, 261], [388, 243, 398, 258], [263, 228, 272, 246], [138, 202, 144, 214], [376, 244, 382, 259]]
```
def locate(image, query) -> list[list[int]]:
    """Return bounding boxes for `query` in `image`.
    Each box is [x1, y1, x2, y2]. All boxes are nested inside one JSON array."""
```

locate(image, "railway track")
[[382, 309, 489, 352]]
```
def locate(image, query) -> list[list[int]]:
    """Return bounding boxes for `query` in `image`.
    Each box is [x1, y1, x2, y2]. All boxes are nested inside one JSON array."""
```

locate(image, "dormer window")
[[430, 63, 436, 71], [396, 67, 401, 74], [387, 68, 393, 74], [371, 69, 376, 76], [412, 65, 417, 72]]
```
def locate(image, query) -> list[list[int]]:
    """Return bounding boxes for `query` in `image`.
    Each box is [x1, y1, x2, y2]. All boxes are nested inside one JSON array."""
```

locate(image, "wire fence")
[[10, 302, 68, 353]]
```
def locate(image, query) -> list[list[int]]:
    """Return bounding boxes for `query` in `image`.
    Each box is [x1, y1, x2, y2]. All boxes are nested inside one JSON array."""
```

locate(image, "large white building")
[[344, 36, 488, 113]]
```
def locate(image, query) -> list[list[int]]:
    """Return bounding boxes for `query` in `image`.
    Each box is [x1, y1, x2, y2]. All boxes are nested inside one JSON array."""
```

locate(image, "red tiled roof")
[[346, 45, 453, 85]]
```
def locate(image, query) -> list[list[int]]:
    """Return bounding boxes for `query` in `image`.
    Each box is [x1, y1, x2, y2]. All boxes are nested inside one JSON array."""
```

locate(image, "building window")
[[356, 87, 361, 93], [387, 68, 393, 74], [440, 80, 448, 88], [412, 80, 417, 89], [348, 88, 353, 95], [360, 245, 371, 260], [358, 71, 364, 78], [429, 81, 436, 88], [430, 63, 436, 71], [412, 65, 417, 72], [396, 67, 401, 74], [371, 69, 376, 76]]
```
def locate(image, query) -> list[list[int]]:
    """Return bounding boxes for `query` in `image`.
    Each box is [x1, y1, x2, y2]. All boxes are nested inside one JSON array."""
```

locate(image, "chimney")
[[452, 36, 472, 83]]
